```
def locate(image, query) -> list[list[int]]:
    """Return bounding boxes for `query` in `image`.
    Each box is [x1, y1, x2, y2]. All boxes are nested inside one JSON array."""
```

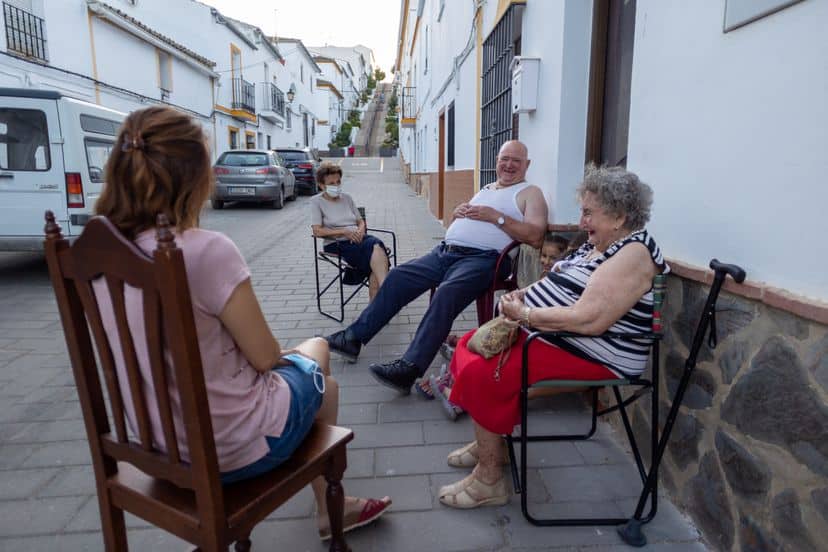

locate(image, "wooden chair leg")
[[325, 446, 350, 552], [98, 496, 128, 552], [233, 537, 252, 552]]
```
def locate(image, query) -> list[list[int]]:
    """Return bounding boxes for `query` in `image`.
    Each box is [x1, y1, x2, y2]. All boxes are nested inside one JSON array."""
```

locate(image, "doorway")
[[585, 0, 637, 167], [438, 110, 445, 220]]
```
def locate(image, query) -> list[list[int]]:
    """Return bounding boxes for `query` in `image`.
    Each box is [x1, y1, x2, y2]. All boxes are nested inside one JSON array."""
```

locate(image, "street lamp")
[[286, 83, 296, 103]]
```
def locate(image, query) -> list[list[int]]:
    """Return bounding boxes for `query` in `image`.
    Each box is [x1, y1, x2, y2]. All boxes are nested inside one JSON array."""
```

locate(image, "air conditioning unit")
[[511, 56, 539, 114]]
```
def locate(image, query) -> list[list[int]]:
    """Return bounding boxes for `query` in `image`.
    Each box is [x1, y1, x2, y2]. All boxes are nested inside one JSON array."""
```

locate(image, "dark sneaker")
[[325, 329, 361, 363], [369, 358, 419, 395]]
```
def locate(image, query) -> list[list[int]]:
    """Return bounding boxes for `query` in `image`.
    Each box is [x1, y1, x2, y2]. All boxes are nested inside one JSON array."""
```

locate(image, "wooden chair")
[[506, 260, 746, 547], [43, 211, 354, 552], [313, 207, 397, 322]]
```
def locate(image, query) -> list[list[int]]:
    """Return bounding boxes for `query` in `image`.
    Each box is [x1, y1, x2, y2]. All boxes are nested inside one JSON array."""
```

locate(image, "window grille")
[[3, 2, 47, 62], [479, 5, 521, 185], [401, 86, 416, 119], [231, 77, 255, 113], [269, 83, 285, 116]]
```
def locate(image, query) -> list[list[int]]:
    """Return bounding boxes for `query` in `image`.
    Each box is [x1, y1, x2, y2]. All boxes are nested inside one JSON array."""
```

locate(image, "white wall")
[[629, 0, 828, 301], [0, 1, 214, 122], [400, 0, 591, 220], [518, 0, 593, 223]]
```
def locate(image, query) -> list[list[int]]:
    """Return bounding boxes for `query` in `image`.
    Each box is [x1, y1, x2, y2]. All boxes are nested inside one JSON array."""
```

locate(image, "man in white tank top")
[[325, 141, 548, 393]]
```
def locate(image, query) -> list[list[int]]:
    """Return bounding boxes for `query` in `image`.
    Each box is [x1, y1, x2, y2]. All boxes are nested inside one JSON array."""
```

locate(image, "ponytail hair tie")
[[121, 134, 146, 152]]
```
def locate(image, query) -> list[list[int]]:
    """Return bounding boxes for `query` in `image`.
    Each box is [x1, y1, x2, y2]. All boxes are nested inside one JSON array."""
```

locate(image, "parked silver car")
[[212, 150, 296, 209]]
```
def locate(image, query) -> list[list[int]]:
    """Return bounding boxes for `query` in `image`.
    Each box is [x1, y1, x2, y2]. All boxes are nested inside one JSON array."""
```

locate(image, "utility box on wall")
[[511, 56, 539, 114]]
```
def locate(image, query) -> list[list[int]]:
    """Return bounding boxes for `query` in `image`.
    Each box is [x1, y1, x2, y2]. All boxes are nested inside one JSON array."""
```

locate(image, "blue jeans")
[[220, 364, 323, 484], [347, 243, 506, 372]]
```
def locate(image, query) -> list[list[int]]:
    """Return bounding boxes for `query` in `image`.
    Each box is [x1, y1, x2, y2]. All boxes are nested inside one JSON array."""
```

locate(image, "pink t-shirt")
[[92, 228, 291, 472]]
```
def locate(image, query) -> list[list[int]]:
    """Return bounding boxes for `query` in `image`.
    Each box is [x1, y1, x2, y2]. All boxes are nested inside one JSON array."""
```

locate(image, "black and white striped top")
[[523, 230, 669, 377]]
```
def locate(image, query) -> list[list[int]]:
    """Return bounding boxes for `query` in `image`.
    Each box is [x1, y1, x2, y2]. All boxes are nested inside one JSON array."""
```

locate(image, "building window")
[[286, 109, 292, 130], [157, 50, 172, 93], [269, 84, 285, 116], [3, 2, 48, 62], [480, 4, 521, 184], [228, 127, 239, 149], [245, 132, 255, 149], [300, 64, 304, 83], [266, 135, 271, 149], [424, 26, 428, 74], [447, 102, 455, 167]]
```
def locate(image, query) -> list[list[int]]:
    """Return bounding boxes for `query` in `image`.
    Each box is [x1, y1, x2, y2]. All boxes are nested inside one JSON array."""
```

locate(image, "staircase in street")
[[353, 82, 391, 157]]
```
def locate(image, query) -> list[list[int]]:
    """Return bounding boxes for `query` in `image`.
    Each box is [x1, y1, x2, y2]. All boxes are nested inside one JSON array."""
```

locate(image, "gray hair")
[[576, 164, 653, 230]]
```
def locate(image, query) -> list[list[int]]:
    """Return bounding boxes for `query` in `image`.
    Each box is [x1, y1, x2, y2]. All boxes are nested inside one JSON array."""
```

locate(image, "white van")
[[0, 88, 125, 250]]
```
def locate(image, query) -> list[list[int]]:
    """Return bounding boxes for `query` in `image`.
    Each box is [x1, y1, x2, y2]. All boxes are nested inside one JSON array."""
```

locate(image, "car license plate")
[[229, 187, 255, 196]]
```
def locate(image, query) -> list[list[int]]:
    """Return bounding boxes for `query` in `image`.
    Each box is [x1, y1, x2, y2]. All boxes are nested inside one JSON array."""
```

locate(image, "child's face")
[[540, 243, 565, 272]]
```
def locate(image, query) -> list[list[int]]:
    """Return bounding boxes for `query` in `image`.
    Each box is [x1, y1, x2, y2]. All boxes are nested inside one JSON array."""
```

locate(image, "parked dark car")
[[274, 147, 321, 195], [212, 149, 296, 210]]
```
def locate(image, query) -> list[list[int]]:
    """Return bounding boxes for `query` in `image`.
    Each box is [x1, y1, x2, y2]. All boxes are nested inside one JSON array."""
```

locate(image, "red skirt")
[[448, 329, 619, 434]]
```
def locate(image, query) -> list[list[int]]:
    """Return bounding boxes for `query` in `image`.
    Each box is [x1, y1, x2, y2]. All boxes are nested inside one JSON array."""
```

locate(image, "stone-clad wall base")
[[609, 274, 828, 550]]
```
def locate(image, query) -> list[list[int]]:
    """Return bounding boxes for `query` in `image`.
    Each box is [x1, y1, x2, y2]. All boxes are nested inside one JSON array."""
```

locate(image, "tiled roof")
[[88, 1, 215, 68]]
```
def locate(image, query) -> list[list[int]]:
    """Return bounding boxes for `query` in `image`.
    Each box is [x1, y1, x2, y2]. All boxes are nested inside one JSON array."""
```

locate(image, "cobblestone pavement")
[[0, 157, 706, 551]]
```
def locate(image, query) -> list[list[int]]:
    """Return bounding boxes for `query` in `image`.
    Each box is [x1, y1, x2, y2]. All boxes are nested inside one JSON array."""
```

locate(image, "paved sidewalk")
[[0, 157, 705, 551]]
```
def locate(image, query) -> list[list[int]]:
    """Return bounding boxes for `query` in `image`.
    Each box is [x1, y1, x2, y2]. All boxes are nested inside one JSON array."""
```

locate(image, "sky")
[[202, 0, 401, 79]]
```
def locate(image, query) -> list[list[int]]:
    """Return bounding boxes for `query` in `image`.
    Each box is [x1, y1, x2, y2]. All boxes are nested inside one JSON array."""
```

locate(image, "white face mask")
[[325, 185, 341, 198]]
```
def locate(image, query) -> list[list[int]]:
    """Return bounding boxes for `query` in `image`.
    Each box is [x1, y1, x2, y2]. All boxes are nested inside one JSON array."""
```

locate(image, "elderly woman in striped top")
[[439, 164, 669, 509]]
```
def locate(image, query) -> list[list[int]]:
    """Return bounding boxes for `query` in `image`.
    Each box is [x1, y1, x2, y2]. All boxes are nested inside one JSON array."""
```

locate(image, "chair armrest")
[[526, 330, 662, 341], [364, 228, 398, 267], [365, 227, 396, 239]]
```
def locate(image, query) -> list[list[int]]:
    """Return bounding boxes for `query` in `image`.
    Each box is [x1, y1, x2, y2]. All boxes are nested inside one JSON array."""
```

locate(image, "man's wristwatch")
[[496, 215, 506, 226]]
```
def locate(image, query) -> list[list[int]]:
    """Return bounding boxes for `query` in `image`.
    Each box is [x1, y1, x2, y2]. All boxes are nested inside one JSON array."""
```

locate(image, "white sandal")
[[439, 473, 508, 509], [447, 441, 510, 468]]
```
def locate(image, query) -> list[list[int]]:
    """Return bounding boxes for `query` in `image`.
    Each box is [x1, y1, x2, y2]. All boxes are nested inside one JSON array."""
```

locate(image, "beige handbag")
[[467, 315, 521, 380]]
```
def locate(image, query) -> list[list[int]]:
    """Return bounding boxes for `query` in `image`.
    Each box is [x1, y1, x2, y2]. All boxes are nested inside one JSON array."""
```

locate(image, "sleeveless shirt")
[[523, 229, 669, 377], [444, 180, 537, 251]]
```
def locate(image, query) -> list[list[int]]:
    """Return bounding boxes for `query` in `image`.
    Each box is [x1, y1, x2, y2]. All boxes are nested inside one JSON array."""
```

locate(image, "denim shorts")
[[220, 363, 324, 484]]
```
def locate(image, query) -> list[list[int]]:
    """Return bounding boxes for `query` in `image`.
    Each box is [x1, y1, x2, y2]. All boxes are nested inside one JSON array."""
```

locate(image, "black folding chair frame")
[[313, 227, 397, 323], [506, 259, 746, 547]]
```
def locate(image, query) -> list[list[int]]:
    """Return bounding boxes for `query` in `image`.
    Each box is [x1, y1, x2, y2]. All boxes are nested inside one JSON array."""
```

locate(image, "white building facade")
[[395, 1, 828, 547], [0, 0, 216, 130], [274, 38, 325, 150], [0, 0, 345, 158]]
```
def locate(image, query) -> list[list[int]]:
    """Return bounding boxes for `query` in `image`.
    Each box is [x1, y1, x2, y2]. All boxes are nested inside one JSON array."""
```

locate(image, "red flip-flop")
[[319, 496, 392, 540]]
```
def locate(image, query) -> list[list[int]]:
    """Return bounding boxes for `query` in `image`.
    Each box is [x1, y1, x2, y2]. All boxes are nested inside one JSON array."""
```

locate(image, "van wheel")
[[270, 187, 284, 209], [212, 200, 224, 210]]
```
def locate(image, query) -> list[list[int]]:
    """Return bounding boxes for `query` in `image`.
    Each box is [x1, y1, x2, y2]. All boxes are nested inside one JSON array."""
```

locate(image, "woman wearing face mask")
[[310, 162, 390, 299]]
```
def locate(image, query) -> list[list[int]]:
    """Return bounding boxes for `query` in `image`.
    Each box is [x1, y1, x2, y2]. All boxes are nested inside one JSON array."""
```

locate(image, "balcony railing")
[[3, 2, 47, 62], [231, 77, 255, 113], [269, 83, 285, 116], [401, 86, 416, 127]]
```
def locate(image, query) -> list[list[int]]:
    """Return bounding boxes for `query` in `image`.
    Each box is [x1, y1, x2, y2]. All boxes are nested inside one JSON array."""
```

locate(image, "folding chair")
[[506, 259, 746, 547], [44, 211, 354, 551], [313, 207, 397, 322]]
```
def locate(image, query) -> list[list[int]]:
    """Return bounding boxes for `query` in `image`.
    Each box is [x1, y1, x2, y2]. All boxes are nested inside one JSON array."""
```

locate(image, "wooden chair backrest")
[[43, 212, 224, 518]]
